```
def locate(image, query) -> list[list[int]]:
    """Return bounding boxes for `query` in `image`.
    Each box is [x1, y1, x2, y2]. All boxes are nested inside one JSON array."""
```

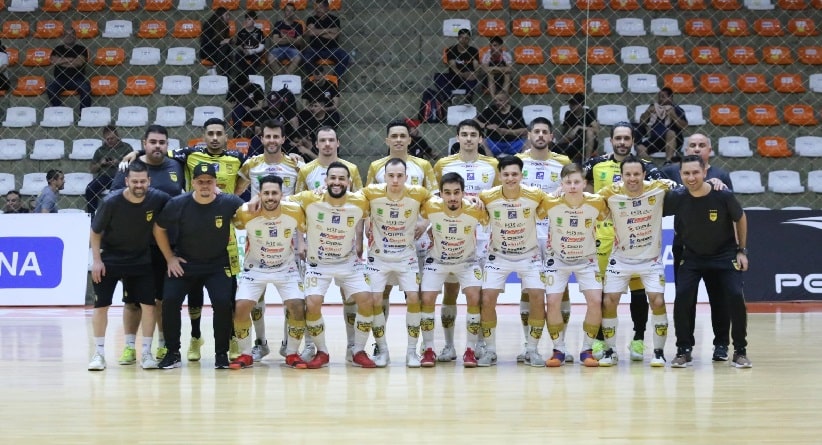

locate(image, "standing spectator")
[[268, 3, 305, 74], [3, 191, 29, 213], [556, 93, 600, 164], [302, 70, 340, 125], [200, 7, 234, 76], [476, 92, 527, 157], [46, 29, 91, 110], [302, 0, 350, 79], [637, 87, 688, 163], [227, 73, 265, 137], [0, 39, 10, 93], [234, 11, 266, 76], [34, 169, 65, 213], [480, 36, 512, 97], [435, 28, 479, 103], [85, 126, 134, 214]]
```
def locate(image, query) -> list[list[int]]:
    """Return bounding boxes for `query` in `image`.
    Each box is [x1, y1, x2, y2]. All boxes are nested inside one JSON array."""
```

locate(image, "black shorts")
[[151, 245, 166, 301], [92, 264, 155, 308]]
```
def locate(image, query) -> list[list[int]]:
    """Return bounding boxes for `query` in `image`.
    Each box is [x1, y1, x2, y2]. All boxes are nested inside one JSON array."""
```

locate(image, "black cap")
[[192, 162, 217, 179], [568, 93, 586, 105]]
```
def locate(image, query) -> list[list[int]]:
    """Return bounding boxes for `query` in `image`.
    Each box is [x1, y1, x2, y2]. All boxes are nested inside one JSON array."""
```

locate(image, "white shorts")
[[446, 233, 488, 284], [603, 256, 665, 294], [544, 255, 602, 293], [304, 257, 369, 299], [483, 252, 544, 291], [236, 264, 304, 302], [420, 258, 483, 292], [365, 255, 420, 292]]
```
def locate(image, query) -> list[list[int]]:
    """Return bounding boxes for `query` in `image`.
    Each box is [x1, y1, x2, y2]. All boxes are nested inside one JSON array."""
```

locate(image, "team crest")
[[404, 209, 412, 219], [481, 173, 489, 183], [464, 225, 472, 234], [550, 172, 558, 182], [523, 208, 531, 218], [347, 216, 355, 227], [415, 273, 421, 285], [284, 229, 292, 238], [284, 177, 291, 186], [648, 196, 656, 205], [585, 219, 592, 228], [145, 210, 153, 221], [215, 216, 223, 228], [709, 210, 718, 221], [473, 268, 482, 280], [169, 172, 177, 182], [411, 177, 419, 185]]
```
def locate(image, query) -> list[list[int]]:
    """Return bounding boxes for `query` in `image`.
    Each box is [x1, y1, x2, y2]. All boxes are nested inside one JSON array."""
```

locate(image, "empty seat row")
[[731, 169, 822, 194], [717, 136, 822, 158], [442, 0, 822, 11], [0, 172, 93, 196], [1, 104, 229, 129]]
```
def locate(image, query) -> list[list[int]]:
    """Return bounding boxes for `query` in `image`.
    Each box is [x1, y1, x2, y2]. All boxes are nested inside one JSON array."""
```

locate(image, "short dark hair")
[[245, 10, 257, 19], [5, 190, 21, 198], [661, 87, 673, 96], [620, 155, 646, 174], [385, 119, 409, 136], [127, 160, 149, 175], [680, 154, 705, 169], [262, 119, 285, 134], [316, 0, 329, 6], [439, 172, 464, 192], [497, 155, 523, 172], [528, 117, 553, 132], [560, 163, 584, 179], [611, 121, 635, 139], [315, 126, 336, 141], [203, 118, 228, 130], [385, 157, 407, 172], [326, 160, 349, 178], [489, 36, 503, 46], [259, 174, 283, 189], [143, 124, 168, 140], [103, 125, 118, 135], [456, 119, 483, 137], [46, 169, 63, 182], [458, 28, 471, 37]]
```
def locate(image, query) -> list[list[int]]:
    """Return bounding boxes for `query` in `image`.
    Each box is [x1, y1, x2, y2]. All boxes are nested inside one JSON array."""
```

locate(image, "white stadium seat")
[[596, 104, 629, 126], [102, 20, 133, 38], [620, 46, 652, 64], [522, 105, 554, 125], [115, 106, 149, 127], [40, 107, 75, 128], [650, 18, 681, 36], [78, 107, 113, 127], [0, 173, 16, 194], [729, 170, 766, 194], [31, 139, 65, 160], [795, 136, 822, 158], [627, 74, 660, 93], [130, 47, 161, 66], [807, 171, 822, 193], [810, 74, 822, 93], [20, 173, 47, 195], [154, 106, 187, 127], [591, 74, 623, 93], [616, 18, 646, 37], [168, 139, 181, 150], [160, 75, 193, 95], [767, 170, 804, 194], [249, 75, 266, 92], [446, 105, 477, 126], [62, 173, 94, 196], [7, 0, 37, 12], [744, 0, 774, 9], [0, 139, 28, 160], [3, 107, 37, 128], [443, 19, 471, 37], [271, 75, 302, 95], [192, 106, 225, 127], [177, 0, 206, 10], [543, 0, 572, 9], [718, 136, 753, 158], [122, 138, 142, 152], [196, 75, 229, 95], [69, 139, 102, 160], [166, 47, 197, 66], [680, 104, 706, 126]]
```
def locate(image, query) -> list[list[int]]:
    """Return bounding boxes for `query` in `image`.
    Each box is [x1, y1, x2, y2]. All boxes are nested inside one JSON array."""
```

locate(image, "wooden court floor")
[[0, 303, 820, 444]]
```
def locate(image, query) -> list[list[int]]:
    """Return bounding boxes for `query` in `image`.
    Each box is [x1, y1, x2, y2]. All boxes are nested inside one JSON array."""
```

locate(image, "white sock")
[[253, 298, 267, 341], [124, 334, 136, 348], [519, 300, 530, 344], [372, 313, 388, 349], [353, 313, 373, 352], [466, 312, 481, 350], [441, 304, 457, 347], [602, 317, 618, 350], [94, 337, 105, 355], [406, 311, 421, 351], [157, 332, 165, 348], [306, 317, 327, 353], [343, 302, 357, 348], [652, 313, 668, 350], [142, 337, 152, 353], [420, 310, 435, 350]]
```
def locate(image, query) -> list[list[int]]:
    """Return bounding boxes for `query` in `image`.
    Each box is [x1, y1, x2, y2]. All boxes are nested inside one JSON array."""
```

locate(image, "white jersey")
[[543, 193, 609, 264], [289, 191, 369, 265], [434, 154, 499, 197], [598, 180, 672, 264], [232, 202, 306, 270], [295, 158, 363, 193], [517, 150, 571, 238], [480, 185, 550, 261], [238, 154, 301, 196], [366, 155, 437, 190], [421, 197, 489, 264], [360, 184, 430, 261]]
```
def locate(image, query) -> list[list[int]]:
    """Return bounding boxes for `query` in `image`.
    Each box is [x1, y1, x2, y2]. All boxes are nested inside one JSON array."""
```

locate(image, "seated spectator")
[[636, 87, 688, 163], [0, 39, 10, 93], [3, 190, 29, 213], [294, 98, 337, 160], [34, 169, 65, 213], [555, 93, 600, 163], [302, 0, 350, 79], [85, 126, 134, 214], [434, 28, 479, 103], [261, 86, 299, 136], [47, 29, 91, 110], [235, 11, 267, 76], [200, 7, 235, 76], [268, 3, 305, 74], [405, 118, 435, 162], [480, 36, 512, 97], [476, 92, 527, 157], [302, 69, 341, 126], [227, 73, 266, 137]]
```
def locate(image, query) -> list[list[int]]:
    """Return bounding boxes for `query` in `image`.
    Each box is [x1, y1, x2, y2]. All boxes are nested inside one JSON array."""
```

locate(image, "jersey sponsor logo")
[[331, 215, 341, 224], [508, 210, 517, 219], [632, 200, 642, 207], [377, 208, 383, 216], [146, 210, 153, 222], [449, 226, 457, 234], [317, 212, 324, 221], [493, 210, 501, 219], [215, 216, 223, 228], [390, 210, 399, 218], [0, 237, 63, 289], [570, 218, 578, 227], [467, 172, 475, 180], [556, 217, 563, 226], [709, 210, 718, 222], [269, 227, 278, 237]]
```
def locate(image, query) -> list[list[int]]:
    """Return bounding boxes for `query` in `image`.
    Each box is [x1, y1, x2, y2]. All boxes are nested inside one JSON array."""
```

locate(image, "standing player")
[[598, 156, 675, 367], [433, 119, 498, 362], [583, 122, 665, 361], [88, 162, 171, 371], [419, 173, 488, 367], [229, 175, 308, 369], [478, 156, 550, 367], [153, 163, 245, 369], [289, 162, 375, 368]]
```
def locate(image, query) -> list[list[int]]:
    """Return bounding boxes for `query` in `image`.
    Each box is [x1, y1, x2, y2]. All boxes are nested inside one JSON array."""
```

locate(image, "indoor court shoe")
[[525, 350, 546, 368], [285, 354, 308, 369], [118, 346, 136, 365], [476, 351, 497, 367], [351, 351, 377, 368], [158, 352, 182, 369], [546, 349, 566, 368], [215, 353, 230, 369], [628, 340, 645, 361], [579, 349, 599, 367], [229, 338, 241, 360], [141, 352, 159, 369], [300, 343, 317, 363], [420, 348, 437, 367], [650, 349, 666, 368], [252, 339, 270, 362], [374, 349, 391, 368], [278, 340, 287, 358], [671, 349, 693, 368], [155, 346, 168, 360], [187, 337, 204, 362], [407, 350, 422, 368], [732, 350, 752, 369], [88, 353, 106, 371], [307, 351, 330, 369], [438, 344, 457, 362], [564, 351, 575, 364], [229, 354, 253, 370], [591, 340, 606, 360], [712, 345, 729, 362], [462, 348, 478, 368], [345, 345, 354, 363], [599, 348, 618, 367], [515, 343, 528, 363]]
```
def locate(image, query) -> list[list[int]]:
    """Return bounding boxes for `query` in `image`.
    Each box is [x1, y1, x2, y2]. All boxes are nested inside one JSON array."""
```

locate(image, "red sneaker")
[[420, 348, 437, 367], [229, 354, 253, 370], [285, 353, 308, 369], [306, 351, 329, 369], [351, 351, 376, 368], [463, 348, 478, 368]]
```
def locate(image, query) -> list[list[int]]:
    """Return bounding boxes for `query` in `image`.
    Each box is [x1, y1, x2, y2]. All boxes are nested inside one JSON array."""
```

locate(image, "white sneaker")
[[141, 352, 159, 369], [476, 351, 497, 367], [374, 349, 390, 368], [515, 343, 528, 363], [252, 339, 270, 362], [88, 353, 106, 371], [475, 343, 487, 360], [406, 350, 421, 368], [525, 350, 546, 368], [650, 349, 666, 368], [438, 344, 457, 362], [278, 340, 287, 358], [599, 348, 618, 367], [299, 343, 317, 363], [345, 344, 354, 363]]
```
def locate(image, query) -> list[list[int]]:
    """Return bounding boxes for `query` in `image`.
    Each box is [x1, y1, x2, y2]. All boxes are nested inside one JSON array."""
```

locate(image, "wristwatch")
[[737, 247, 748, 255]]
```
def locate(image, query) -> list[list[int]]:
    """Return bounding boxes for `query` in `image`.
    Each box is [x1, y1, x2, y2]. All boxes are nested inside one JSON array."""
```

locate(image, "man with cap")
[[556, 93, 600, 164]]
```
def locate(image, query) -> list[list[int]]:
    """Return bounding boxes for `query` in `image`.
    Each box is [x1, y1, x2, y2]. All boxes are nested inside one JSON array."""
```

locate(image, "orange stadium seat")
[[754, 18, 783, 36], [478, 19, 507, 37], [138, 20, 168, 39], [774, 73, 805, 93], [441, 0, 469, 9], [784, 104, 818, 125], [72, 20, 99, 39], [582, 19, 611, 36], [788, 18, 818, 36], [94, 48, 125, 66], [611, 0, 640, 9], [12, 76, 46, 96], [188, 138, 206, 149], [228, 20, 237, 37], [644, 0, 673, 9], [677, 0, 706, 8], [763, 46, 792, 64], [476, 0, 504, 9], [748, 105, 779, 126], [664, 73, 695, 93], [213, 0, 239, 9], [90, 76, 119, 96], [710, 105, 744, 125], [23, 48, 52, 67], [555, 74, 585, 94], [124, 75, 156, 96], [798, 46, 821, 64], [228, 138, 251, 155], [510, 0, 538, 9], [719, 18, 749, 36], [777, 0, 806, 8], [550, 46, 580, 64], [328, 0, 340, 8], [587, 46, 616, 64], [700, 73, 733, 93], [1, 21, 30, 39], [737, 73, 769, 93], [728, 46, 757, 64], [76, 0, 105, 11], [519, 75, 549, 94], [247, 0, 274, 10], [514, 46, 545, 64], [478, 46, 490, 62], [42, 0, 72, 12], [145, 0, 172, 10], [657, 46, 687, 64], [34, 20, 64, 39], [255, 19, 272, 37], [512, 18, 542, 37], [576, 0, 607, 9], [547, 18, 576, 36], [711, 0, 740, 8], [110, 0, 139, 11], [814, 0, 822, 9], [280, 0, 307, 9], [5, 48, 18, 66], [685, 18, 714, 36], [692, 46, 722, 64], [757, 136, 791, 157], [173, 20, 202, 38]]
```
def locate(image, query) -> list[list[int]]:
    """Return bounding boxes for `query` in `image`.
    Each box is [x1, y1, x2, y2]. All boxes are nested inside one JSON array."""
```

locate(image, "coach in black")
[[663, 155, 752, 369], [153, 162, 245, 369]]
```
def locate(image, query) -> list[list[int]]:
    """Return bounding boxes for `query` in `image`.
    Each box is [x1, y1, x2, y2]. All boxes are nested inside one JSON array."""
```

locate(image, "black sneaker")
[[671, 348, 693, 368], [158, 351, 182, 369], [712, 345, 729, 361], [215, 352, 230, 369]]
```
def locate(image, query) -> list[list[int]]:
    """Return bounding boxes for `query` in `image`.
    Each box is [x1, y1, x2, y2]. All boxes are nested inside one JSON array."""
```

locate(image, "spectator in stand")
[[47, 29, 91, 110], [85, 126, 135, 214], [0, 39, 10, 93], [637, 87, 688, 163], [34, 169, 65, 213], [227, 73, 266, 138], [480, 36, 512, 97], [3, 191, 29, 213], [435, 28, 479, 104], [405, 118, 435, 162], [476, 92, 527, 157], [302, 0, 350, 79], [200, 7, 235, 76], [269, 3, 305, 74], [302, 69, 341, 126], [234, 11, 267, 76], [294, 98, 337, 161], [555, 93, 600, 164]]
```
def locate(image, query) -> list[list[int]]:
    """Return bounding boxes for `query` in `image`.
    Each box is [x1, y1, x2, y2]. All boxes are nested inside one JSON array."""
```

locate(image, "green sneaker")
[[592, 339, 606, 360], [628, 340, 645, 361], [156, 346, 168, 360], [187, 337, 204, 362], [118, 346, 136, 365]]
